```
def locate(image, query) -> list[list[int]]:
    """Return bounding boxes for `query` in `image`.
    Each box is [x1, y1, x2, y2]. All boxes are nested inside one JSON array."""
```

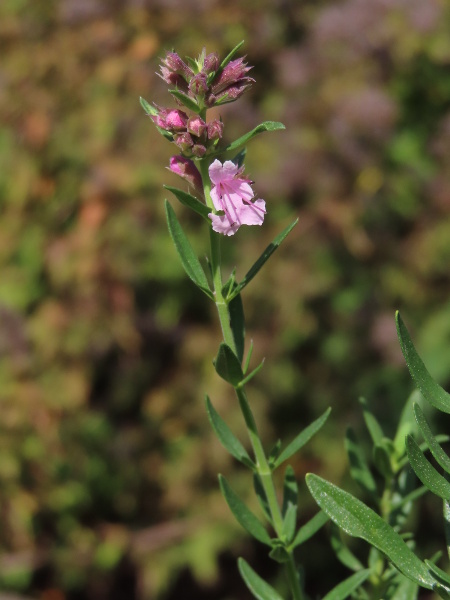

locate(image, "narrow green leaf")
[[306, 473, 436, 589], [413, 403, 450, 475], [238, 359, 265, 388], [232, 147, 247, 168], [214, 343, 244, 386], [205, 396, 253, 467], [396, 312, 450, 414], [322, 569, 371, 600], [139, 96, 155, 115], [219, 40, 246, 70], [223, 121, 286, 154], [373, 439, 394, 479], [219, 475, 272, 546], [359, 397, 384, 445], [330, 523, 365, 572], [393, 390, 421, 456], [165, 201, 213, 298], [268, 439, 282, 468], [243, 340, 255, 375], [238, 557, 284, 600], [405, 435, 450, 500], [228, 219, 298, 302], [229, 292, 245, 363], [345, 427, 377, 497], [290, 511, 329, 549], [273, 407, 331, 468], [169, 89, 200, 113], [164, 185, 210, 219], [282, 503, 297, 544], [425, 560, 450, 592]]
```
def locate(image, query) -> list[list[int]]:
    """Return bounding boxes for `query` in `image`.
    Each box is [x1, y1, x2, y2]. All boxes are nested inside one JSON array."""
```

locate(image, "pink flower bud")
[[161, 52, 193, 80], [207, 119, 224, 140], [165, 109, 188, 130], [189, 73, 208, 97], [212, 58, 253, 94], [169, 155, 203, 196], [187, 116, 207, 138], [191, 144, 207, 157], [203, 52, 220, 74], [174, 132, 193, 152]]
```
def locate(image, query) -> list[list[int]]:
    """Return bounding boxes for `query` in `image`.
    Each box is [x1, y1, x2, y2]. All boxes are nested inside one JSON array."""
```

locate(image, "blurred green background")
[[0, 0, 450, 598]]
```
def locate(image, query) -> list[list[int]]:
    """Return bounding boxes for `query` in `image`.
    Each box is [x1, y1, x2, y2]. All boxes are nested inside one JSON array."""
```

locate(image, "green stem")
[[199, 154, 302, 599], [236, 386, 303, 600]]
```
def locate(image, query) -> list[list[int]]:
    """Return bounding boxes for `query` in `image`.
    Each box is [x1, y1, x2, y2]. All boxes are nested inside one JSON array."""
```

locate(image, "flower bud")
[[165, 109, 188, 130], [189, 73, 208, 97], [169, 155, 203, 196], [203, 52, 220, 75], [207, 119, 223, 140], [161, 52, 193, 80], [191, 144, 206, 157], [187, 116, 207, 138], [174, 132, 193, 152], [211, 57, 253, 95]]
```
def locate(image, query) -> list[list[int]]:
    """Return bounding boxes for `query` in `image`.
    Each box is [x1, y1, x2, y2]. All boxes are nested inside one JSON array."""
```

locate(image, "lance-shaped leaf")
[[290, 511, 329, 550], [405, 435, 450, 500], [345, 427, 377, 497], [359, 397, 384, 445], [413, 403, 450, 475], [220, 40, 245, 70], [396, 312, 450, 414], [227, 219, 298, 302], [165, 201, 213, 298], [218, 475, 272, 546], [205, 396, 253, 468], [425, 560, 450, 596], [391, 572, 419, 600], [444, 500, 450, 561], [273, 407, 331, 469], [214, 343, 244, 386], [229, 292, 245, 363], [330, 523, 364, 571], [168, 89, 200, 113], [238, 557, 284, 600], [223, 121, 285, 154], [164, 186, 210, 219], [322, 569, 371, 600], [306, 473, 436, 589]]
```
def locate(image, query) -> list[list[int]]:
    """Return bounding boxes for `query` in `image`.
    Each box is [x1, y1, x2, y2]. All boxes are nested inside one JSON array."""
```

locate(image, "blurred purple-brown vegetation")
[[0, 0, 449, 598]]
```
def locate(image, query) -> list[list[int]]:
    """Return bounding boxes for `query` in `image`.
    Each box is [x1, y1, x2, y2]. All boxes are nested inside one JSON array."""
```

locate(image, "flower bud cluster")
[[158, 49, 254, 108], [151, 107, 223, 158]]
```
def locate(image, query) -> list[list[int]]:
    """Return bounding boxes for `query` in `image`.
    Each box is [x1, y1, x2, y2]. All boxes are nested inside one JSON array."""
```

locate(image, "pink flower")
[[208, 160, 266, 236]]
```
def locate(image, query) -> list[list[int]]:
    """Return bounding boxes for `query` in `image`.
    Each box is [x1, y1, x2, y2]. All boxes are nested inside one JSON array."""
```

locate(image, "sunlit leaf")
[[405, 435, 450, 500], [290, 511, 329, 549], [413, 403, 450, 475], [168, 89, 200, 113], [224, 121, 286, 154], [227, 219, 298, 302], [238, 557, 284, 600], [306, 474, 436, 589], [165, 201, 213, 298], [273, 407, 331, 468], [322, 569, 371, 600], [164, 185, 210, 219], [219, 475, 272, 546], [396, 312, 450, 414], [205, 396, 253, 468]]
